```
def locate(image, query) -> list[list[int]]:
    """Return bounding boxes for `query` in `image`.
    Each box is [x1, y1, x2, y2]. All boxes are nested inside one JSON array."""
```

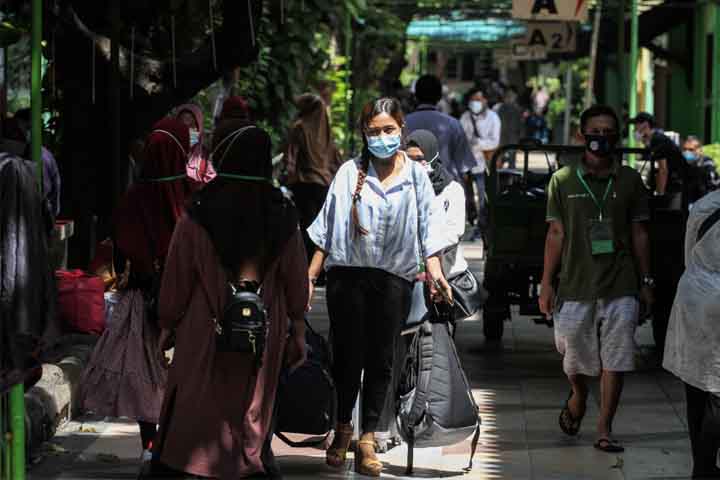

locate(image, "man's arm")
[[539, 220, 564, 317], [631, 222, 650, 278], [655, 158, 669, 195]]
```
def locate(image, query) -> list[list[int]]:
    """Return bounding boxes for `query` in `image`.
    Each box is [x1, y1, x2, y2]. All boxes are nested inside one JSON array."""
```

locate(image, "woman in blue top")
[[307, 97, 452, 477]]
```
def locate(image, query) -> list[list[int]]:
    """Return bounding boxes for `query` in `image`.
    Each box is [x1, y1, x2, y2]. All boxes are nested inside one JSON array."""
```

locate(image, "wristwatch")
[[641, 275, 656, 288]]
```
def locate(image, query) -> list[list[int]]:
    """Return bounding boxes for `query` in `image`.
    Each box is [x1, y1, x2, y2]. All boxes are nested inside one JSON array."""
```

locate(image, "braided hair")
[[351, 97, 405, 237]]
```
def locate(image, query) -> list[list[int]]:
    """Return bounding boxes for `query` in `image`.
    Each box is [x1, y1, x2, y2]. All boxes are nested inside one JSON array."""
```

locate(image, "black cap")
[[628, 112, 655, 127]]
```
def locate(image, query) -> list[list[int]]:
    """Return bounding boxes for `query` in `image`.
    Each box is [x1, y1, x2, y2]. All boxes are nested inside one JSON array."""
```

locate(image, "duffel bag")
[[56, 269, 106, 335], [275, 318, 336, 448]]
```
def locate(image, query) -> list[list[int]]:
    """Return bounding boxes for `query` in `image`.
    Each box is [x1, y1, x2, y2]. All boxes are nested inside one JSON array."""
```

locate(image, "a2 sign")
[[510, 0, 584, 60], [511, 21, 577, 60]]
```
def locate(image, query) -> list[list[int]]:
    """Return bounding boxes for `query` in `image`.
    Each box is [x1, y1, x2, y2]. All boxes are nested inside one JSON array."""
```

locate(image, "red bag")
[[56, 270, 106, 335]]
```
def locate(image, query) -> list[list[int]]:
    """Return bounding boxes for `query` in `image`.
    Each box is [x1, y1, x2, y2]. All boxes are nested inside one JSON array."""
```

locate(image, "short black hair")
[[414, 75, 443, 105], [464, 86, 484, 105], [580, 105, 620, 133]]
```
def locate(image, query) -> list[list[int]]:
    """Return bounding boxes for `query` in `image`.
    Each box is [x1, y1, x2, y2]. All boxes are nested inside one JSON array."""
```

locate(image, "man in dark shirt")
[[405, 75, 476, 181], [630, 112, 687, 210]]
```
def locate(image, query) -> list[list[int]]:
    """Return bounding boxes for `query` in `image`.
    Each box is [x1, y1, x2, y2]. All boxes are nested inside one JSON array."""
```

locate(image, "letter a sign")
[[512, 0, 589, 22]]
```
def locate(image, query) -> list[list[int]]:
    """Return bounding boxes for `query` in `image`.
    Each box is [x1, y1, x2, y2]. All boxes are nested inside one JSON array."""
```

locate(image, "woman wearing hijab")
[[80, 118, 193, 459], [150, 118, 308, 478], [284, 93, 342, 261], [406, 129, 468, 281], [307, 98, 452, 477], [216, 95, 252, 125], [176, 104, 216, 185]]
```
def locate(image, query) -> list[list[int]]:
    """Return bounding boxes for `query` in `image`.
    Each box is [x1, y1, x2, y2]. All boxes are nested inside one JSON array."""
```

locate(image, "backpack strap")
[[274, 431, 330, 449], [407, 323, 434, 428], [697, 208, 720, 243], [464, 423, 481, 472]]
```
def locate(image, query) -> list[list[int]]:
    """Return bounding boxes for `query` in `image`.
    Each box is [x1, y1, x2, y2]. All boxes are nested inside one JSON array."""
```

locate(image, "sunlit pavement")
[[29, 243, 693, 479]]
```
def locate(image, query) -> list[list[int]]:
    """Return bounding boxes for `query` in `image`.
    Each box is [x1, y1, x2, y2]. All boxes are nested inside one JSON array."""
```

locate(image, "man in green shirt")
[[539, 105, 654, 453]]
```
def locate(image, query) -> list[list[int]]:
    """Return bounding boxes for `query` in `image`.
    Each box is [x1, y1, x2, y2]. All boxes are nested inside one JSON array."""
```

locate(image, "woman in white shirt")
[[307, 98, 452, 477], [405, 129, 468, 280], [663, 190, 720, 478]]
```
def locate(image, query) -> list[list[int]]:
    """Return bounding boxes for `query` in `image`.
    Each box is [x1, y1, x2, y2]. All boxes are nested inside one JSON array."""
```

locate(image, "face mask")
[[634, 130, 644, 144], [469, 101, 485, 115], [367, 134, 401, 159], [585, 134, 616, 157], [683, 151, 698, 162], [189, 129, 200, 147]]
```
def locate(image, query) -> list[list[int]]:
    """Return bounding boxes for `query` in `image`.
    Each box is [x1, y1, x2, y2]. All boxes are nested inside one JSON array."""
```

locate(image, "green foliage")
[[702, 143, 720, 170], [534, 58, 590, 135]]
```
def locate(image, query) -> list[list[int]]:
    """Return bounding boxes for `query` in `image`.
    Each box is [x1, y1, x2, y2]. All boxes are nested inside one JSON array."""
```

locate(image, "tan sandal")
[[326, 423, 353, 468], [355, 440, 383, 477]]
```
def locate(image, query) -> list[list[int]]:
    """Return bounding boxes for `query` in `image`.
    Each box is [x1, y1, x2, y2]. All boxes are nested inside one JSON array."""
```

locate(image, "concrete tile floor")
[[29, 243, 694, 479]]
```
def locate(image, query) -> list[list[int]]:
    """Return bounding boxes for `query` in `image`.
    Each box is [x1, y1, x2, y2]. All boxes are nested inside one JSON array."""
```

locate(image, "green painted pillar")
[[713, 4, 720, 143], [628, 0, 639, 165], [9, 385, 25, 480]]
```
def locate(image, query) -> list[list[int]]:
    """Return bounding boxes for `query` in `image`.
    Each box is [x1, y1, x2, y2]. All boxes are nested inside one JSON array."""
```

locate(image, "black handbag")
[[213, 280, 268, 359], [449, 270, 487, 320], [275, 318, 336, 448]]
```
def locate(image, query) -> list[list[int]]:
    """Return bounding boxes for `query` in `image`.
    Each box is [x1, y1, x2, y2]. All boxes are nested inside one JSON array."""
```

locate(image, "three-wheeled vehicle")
[[480, 142, 684, 344]]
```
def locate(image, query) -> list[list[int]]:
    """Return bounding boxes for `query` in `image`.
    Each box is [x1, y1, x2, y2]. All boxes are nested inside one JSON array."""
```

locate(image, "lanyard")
[[576, 168, 613, 220]]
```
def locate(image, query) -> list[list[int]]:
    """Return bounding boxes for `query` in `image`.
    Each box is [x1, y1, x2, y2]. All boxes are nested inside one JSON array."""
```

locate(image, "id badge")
[[589, 218, 614, 255]]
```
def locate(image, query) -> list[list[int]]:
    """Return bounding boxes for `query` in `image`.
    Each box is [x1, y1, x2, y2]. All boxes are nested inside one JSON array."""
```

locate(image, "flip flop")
[[559, 389, 584, 436], [594, 437, 625, 453]]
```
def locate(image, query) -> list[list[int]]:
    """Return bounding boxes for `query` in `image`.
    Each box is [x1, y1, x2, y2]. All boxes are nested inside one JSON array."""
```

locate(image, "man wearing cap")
[[630, 112, 688, 210], [539, 105, 654, 453]]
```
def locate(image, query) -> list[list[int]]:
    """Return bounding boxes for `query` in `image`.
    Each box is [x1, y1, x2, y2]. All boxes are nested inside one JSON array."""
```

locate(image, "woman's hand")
[[306, 280, 315, 312], [286, 328, 307, 373], [425, 256, 453, 304]]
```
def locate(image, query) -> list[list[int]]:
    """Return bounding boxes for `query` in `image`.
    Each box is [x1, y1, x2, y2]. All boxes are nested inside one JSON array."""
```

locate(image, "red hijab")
[[114, 118, 192, 275]]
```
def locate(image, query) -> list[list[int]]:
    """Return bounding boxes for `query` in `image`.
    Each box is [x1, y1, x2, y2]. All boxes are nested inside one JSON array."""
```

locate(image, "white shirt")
[[431, 181, 468, 278], [308, 154, 444, 282], [663, 190, 720, 393], [460, 110, 501, 175]]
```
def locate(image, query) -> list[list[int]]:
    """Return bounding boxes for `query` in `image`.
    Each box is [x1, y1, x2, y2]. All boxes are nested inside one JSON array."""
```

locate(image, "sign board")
[[512, 0, 589, 22], [509, 43, 548, 61], [519, 22, 577, 53]]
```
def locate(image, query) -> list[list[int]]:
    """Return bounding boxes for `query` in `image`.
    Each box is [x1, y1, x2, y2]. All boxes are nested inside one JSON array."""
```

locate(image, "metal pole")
[[32, 0, 42, 192], [617, 0, 626, 112], [586, 3, 603, 108], [563, 67, 573, 144], [628, 0, 639, 166]]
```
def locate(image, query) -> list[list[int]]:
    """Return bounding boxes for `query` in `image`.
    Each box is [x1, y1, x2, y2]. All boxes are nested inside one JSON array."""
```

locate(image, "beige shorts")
[[554, 296, 639, 377]]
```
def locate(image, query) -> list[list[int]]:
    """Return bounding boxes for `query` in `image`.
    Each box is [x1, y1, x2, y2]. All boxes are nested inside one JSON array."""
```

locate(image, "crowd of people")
[[10, 74, 707, 479]]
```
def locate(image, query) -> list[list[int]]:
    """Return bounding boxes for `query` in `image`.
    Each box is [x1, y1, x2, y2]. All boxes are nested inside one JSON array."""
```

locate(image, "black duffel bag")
[[275, 318, 336, 447]]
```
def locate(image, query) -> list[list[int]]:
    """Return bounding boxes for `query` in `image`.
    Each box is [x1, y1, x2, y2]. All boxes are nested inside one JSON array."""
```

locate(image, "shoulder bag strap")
[[697, 208, 720, 243]]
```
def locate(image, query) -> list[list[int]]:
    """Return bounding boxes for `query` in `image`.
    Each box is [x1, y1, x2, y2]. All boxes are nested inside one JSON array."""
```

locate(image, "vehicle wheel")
[[483, 310, 505, 341]]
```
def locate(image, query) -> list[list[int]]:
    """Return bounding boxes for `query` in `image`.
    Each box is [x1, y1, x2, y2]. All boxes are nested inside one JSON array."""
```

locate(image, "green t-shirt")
[[546, 160, 650, 302]]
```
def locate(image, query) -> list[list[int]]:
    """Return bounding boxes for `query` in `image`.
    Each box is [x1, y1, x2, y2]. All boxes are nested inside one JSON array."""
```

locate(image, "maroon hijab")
[[114, 118, 192, 275]]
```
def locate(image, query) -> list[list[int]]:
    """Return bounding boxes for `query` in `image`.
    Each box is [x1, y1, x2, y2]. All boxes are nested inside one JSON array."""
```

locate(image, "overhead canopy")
[[407, 18, 526, 45]]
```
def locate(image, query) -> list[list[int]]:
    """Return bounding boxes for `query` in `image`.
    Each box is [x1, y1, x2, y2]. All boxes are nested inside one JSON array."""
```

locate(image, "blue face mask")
[[366, 134, 401, 159], [683, 150, 698, 162]]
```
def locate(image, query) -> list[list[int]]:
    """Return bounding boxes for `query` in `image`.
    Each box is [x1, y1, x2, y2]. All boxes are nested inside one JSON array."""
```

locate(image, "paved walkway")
[[29, 245, 693, 479]]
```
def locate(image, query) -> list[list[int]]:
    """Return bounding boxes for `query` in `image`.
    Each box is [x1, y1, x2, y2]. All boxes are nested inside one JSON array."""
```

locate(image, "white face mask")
[[634, 129, 644, 144], [469, 101, 485, 115], [189, 129, 200, 147]]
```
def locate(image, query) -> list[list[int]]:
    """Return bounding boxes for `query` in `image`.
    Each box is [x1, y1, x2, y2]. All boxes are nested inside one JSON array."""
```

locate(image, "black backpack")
[[396, 319, 481, 475], [275, 318, 336, 447], [213, 281, 268, 360]]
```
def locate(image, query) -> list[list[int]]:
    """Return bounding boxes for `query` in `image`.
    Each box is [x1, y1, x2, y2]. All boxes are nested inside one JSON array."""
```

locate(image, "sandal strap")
[[358, 440, 376, 446]]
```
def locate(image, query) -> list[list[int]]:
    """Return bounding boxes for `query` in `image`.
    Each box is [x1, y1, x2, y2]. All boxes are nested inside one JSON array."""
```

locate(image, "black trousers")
[[327, 267, 412, 433], [685, 383, 720, 478], [290, 183, 329, 261]]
